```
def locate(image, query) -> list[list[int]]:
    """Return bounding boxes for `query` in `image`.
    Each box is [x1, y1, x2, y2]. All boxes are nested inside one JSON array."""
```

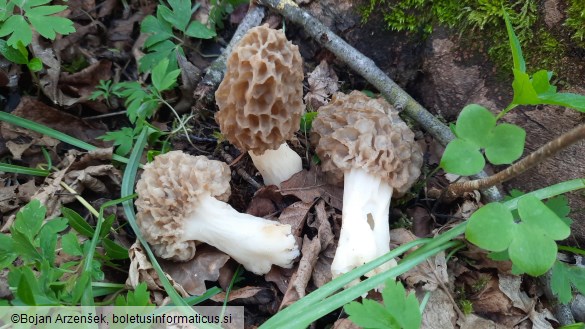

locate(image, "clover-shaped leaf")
[[465, 195, 570, 276], [440, 104, 526, 175]]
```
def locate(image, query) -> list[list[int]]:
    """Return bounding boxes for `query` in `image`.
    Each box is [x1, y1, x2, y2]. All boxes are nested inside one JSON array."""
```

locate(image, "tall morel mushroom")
[[311, 91, 423, 278], [135, 151, 300, 275], [215, 24, 304, 187]]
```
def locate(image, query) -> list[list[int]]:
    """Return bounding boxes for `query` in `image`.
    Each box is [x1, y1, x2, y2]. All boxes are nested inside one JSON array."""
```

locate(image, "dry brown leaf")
[[126, 241, 189, 305], [457, 314, 507, 329], [304, 60, 338, 110], [498, 274, 533, 312], [278, 201, 312, 237], [246, 185, 284, 217], [406, 206, 433, 237], [459, 244, 513, 273], [312, 242, 335, 287], [401, 251, 448, 292], [265, 266, 295, 294], [211, 286, 278, 308], [332, 318, 360, 329], [309, 200, 335, 249], [160, 245, 230, 296], [280, 167, 343, 210], [0, 180, 36, 213], [59, 60, 112, 100], [421, 288, 457, 329], [280, 236, 321, 309]]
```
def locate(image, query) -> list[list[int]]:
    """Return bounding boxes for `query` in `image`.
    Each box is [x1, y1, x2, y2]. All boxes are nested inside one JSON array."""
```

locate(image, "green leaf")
[[551, 261, 573, 304], [0, 39, 28, 64], [100, 214, 115, 239], [141, 14, 173, 47], [27, 57, 42, 71], [346, 300, 399, 329], [102, 238, 129, 260], [70, 272, 90, 304], [185, 21, 216, 39], [345, 280, 421, 329], [12, 199, 45, 241], [62, 207, 95, 238], [440, 139, 484, 176], [10, 230, 42, 262], [98, 128, 137, 156], [26, 5, 75, 40], [61, 232, 83, 256], [151, 58, 181, 92], [382, 280, 421, 329], [531, 70, 555, 95], [38, 218, 68, 264], [138, 40, 178, 72], [503, 10, 525, 73], [455, 104, 495, 147], [485, 123, 526, 165], [465, 203, 515, 252], [517, 195, 570, 241], [17, 268, 37, 305], [508, 222, 558, 276], [158, 0, 191, 32], [300, 112, 318, 133], [0, 15, 32, 47]]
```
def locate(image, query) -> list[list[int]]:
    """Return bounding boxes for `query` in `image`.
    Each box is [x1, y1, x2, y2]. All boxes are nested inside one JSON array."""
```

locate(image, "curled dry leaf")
[[304, 60, 338, 110], [0, 180, 36, 213], [459, 244, 513, 273], [280, 235, 321, 309], [127, 241, 189, 305], [421, 288, 457, 329], [278, 200, 312, 237], [246, 185, 284, 217], [401, 251, 448, 292], [160, 245, 230, 296], [280, 167, 343, 211], [457, 314, 508, 329], [59, 60, 113, 104]]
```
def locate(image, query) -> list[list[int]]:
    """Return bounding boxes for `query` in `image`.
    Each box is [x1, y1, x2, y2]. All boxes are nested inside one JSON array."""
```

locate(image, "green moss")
[[566, 0, 585, 47]]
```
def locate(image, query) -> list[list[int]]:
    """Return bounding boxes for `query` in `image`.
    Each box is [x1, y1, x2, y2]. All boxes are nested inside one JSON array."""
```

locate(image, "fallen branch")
[[254, 0, 503, 202], [192, 5, 266, 112], [444, 123, 585, 200]]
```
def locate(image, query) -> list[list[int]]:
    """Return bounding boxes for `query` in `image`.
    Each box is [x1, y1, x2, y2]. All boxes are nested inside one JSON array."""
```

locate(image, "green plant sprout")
[[345, 280, 422, 329], [139, 0, 216, 72], [0, 0, 75, 48]]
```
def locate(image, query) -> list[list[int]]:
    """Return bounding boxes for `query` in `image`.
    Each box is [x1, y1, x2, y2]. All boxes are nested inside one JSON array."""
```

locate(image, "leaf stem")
[[496, 102, 518, 120]]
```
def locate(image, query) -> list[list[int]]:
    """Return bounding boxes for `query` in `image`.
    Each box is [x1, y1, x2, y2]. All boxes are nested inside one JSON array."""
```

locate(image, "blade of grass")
[[182, 287, 222, 305], [0, 163, 49, 176], [0, 112, 131, 164]]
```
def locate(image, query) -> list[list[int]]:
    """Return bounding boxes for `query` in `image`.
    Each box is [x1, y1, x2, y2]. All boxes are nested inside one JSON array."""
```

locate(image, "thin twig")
[[218, 148, 263, 190], [254, 0, 503, 203], [444, 123, 585, 200]]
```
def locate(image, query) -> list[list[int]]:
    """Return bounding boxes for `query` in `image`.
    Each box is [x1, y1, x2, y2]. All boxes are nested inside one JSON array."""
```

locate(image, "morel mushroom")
[[311, 91, 423, 278], [135, 151, 300, 275], [215, 24, 304, 187]]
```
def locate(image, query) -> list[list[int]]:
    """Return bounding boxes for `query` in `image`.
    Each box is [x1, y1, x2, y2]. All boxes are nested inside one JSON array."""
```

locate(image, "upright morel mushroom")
[[311, 91, 423, 278], [215, 24, 304, 187], [135, 151, 300, 275]]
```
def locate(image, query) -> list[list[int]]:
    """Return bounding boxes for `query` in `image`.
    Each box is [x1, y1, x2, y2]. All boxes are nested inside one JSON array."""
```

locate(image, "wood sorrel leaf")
[[456, 104, 495, 147], [517, 195, 570, 241], [509, 222, 557, 276], [465, 203, 515, 252], [440, 139, 485, 176], [485, 123, 526, 165]]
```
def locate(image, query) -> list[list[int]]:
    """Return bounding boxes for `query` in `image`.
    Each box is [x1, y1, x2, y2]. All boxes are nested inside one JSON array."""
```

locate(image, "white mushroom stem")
[[248, 142, 303, 187], [182, 194, 300, 275], [331, 167, 397, 279]]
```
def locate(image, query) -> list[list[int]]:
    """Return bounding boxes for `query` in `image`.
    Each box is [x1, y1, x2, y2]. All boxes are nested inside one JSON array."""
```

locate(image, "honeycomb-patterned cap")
[[215, 24, 304, 155], [311, 91, 423, 196], [135, 151, 231, 261]]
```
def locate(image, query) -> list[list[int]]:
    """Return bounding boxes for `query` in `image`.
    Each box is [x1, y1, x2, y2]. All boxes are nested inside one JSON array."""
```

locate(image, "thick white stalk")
[[248, 142, 303, 187], [182, 195, 300, 274], [331, 167, 395, 279]]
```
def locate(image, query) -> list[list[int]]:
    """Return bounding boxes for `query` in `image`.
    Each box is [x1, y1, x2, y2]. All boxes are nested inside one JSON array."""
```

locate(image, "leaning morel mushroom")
[[215, 24, 304, 187], [311, 91, 423, 279], [135, 151, 300, 275]]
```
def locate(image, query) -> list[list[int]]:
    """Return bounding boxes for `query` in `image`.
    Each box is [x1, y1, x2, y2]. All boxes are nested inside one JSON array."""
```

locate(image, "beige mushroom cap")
[[311, 90, 423, 196], [215, 24, 304, 155], [135, 151, 231, 261]]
